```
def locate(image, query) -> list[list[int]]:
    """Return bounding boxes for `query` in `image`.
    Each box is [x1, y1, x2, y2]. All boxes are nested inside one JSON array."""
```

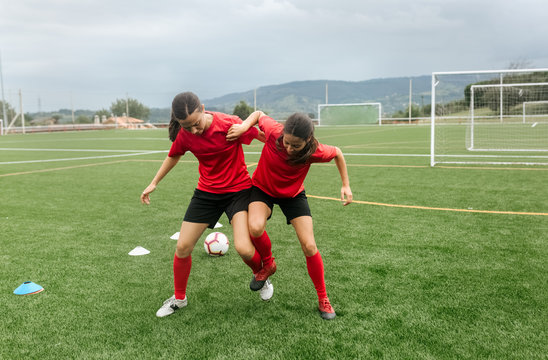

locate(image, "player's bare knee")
[[248, 221, 266, 238], [302, 242, 318, 257], [175, 244, 192, 258], [234, 241, 254, 258]]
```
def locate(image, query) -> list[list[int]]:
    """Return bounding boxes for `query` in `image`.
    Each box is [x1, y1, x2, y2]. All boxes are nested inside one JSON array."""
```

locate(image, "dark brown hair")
[[278, 112, 318, 165], [168, 92, 202, 142]]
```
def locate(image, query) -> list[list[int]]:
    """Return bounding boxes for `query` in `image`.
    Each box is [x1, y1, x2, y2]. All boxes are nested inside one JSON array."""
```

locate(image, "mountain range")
[[202, 75, 448, 120]]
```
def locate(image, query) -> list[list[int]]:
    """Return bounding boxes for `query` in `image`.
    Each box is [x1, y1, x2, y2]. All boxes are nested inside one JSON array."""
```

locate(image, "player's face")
[[282, 133, 308, 155], [179, 107, 206, 135]]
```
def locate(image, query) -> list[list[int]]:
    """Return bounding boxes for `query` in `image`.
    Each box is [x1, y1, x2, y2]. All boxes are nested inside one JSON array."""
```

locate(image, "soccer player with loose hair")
[[141, 92, 273, 317], [227, 112, 352, 320]]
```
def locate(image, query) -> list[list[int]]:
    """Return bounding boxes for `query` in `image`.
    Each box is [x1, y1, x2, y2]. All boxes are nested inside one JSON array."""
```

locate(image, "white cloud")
[[1, 0, 547, 111]]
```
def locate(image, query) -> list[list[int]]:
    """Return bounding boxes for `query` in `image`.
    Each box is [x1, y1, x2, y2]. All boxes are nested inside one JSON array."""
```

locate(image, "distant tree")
[[232, 100, 254, 119], [392, 104, 421, 118], [0, 100, 17, 123], [110, 98, 150, 120], [508, 59, 533, 69], [94, 109, 111, 123], [76, 115, 92, 124]]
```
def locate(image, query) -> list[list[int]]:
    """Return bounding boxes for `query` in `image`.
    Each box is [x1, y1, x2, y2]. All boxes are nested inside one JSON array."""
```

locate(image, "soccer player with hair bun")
[[141, 92, 274, 317], [227, 112, 352, 320]]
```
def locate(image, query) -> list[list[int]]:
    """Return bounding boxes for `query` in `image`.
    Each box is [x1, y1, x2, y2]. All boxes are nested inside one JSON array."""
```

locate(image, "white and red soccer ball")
[[203, 232, 229, 256]]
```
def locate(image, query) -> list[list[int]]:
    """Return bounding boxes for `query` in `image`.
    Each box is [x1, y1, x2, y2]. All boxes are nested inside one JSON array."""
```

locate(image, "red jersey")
[[168, 111, 259, 193], [252, 115, 337, 198]]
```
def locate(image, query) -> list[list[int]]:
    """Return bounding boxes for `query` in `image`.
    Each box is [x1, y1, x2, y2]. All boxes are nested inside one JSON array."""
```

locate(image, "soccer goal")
[[317, 103, 382, 126], [430, 68, 548, 166]]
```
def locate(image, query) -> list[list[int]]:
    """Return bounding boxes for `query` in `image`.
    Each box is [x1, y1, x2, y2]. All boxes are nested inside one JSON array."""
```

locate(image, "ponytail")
[[168, 111, 181, 142]]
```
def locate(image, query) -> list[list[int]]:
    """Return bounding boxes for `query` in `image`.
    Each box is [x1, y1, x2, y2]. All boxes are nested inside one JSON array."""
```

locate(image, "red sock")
[[306, 251, 327, 300], [173, 254, 191, 300], [250, 231, 273, 267], [242, 249, 262, 274]]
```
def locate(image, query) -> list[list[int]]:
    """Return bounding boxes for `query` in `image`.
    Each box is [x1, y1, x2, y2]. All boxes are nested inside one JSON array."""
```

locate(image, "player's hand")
[[341, 186, 353, 206], [226, 124, 245, 141], [141, 184, 156, 205]]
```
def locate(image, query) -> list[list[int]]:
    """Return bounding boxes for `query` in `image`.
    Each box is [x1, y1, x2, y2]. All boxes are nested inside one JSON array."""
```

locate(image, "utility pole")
[[0, 50, 7, 133], [408, 78, 412, 124]]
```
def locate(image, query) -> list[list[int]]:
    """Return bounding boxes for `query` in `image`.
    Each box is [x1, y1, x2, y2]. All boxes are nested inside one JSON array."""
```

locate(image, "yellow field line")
[[3, 159, 546, 216], [307, 195, 548, 216]]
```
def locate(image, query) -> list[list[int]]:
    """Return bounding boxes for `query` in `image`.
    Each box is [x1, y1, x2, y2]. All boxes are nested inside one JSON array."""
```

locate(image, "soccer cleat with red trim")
[[318, 298, 336, 320], [249, 260, 277, 291]]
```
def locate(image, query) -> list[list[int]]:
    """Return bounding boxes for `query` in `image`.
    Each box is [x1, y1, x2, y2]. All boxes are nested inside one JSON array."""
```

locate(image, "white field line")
[[0, 150, 167, 165], [243, 151, 430, 157], [0, 148, 158, 152]]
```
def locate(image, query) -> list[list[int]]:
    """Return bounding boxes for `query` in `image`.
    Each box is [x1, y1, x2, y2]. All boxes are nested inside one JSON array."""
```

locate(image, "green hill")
[[203, 75, 455, 120]]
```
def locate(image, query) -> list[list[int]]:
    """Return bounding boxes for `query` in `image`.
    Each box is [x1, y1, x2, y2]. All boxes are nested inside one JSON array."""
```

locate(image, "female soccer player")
[[140, 92, 273, 318], [227, 112, 352, 320]]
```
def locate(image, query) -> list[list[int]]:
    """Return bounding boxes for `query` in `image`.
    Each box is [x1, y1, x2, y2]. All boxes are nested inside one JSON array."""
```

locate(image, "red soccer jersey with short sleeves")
[[252, 115, 337, 198], [168, 111, 258, 194]]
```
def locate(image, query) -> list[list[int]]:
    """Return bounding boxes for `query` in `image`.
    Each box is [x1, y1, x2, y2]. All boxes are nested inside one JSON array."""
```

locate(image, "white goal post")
[[318, 102, 382, 126], [430, 68, 548, 166]]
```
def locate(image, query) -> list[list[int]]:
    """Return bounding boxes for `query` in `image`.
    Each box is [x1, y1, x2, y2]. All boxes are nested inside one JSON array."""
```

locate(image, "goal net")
[[430, 69, 548, 166], [318, 103, 381, 126], [467, 82, 548, 152]]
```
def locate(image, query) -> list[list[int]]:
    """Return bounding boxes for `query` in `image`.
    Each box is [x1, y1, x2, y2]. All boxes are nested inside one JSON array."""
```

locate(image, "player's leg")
[[290, 215, 336, 320], [231, 210, 273, 300], [248, 200, 277, 291], [157, 221, 208, 318], [231, 210, 262, 274], [248, 200, 275, 267]]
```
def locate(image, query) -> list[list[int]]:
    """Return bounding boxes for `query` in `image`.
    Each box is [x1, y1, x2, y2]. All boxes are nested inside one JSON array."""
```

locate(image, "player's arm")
[[333, 147, 353, 206], [226, 110, 265, 141], [140, 154, 181, 204]]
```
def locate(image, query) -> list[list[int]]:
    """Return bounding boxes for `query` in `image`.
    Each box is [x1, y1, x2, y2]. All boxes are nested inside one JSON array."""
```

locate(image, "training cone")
[[14, 281, 44, 295], [170, 232, 180, 240], [214, 222, 223, 228], [128, 246, 150, 256]]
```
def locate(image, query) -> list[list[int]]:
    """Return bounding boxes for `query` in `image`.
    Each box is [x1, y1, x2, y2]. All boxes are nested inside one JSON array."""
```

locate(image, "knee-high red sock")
[[173, 254, 191, 300], [306, 251, 327, 300], [241, 249, 262, 274], [250, 231, 273, 267]]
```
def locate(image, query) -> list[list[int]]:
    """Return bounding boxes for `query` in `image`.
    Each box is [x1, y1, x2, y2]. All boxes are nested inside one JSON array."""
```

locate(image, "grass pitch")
[[1, 126, 547, 359]]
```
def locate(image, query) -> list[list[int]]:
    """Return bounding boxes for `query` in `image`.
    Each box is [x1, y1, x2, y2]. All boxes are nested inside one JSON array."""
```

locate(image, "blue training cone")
[[13, 281, 44, 295]]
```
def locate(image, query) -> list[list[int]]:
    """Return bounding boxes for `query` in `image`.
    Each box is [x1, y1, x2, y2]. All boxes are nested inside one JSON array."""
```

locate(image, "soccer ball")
[[204, 232, 229, 256]]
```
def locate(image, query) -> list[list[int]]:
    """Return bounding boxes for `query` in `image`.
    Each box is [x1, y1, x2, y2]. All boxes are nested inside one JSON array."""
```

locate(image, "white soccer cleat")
[[259, 279, 274, 301], [156, 295, 187, 317]]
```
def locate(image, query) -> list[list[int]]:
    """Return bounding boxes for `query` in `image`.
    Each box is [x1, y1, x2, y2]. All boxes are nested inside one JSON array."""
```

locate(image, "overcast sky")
[[1, 0, 547, 111]]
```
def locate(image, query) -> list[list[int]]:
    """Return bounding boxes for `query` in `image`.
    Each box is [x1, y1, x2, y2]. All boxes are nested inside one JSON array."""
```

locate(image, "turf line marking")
[[0, 151, 166, 165], [0, 148, 156, 153], [0, 160, 131, 177], [0, 159, 199, 177], [307, 195, 548, 217], [314, 163, 548, 170]]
